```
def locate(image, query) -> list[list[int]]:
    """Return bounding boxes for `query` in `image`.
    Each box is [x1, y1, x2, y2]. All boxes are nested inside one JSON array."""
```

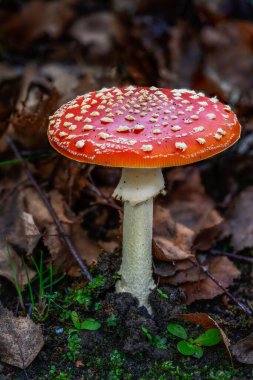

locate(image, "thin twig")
[[188, 257, 252, 316], [6, 135, 92, 282], [88, 169, 123, 211], [208, 249, 253, 265]]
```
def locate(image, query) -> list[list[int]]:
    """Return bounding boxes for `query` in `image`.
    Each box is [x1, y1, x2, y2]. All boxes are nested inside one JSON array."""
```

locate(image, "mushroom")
[[47, 86, 241, 310]]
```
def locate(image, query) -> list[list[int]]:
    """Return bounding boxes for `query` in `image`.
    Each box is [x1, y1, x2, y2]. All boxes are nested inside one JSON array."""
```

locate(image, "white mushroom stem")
[[113, 168, 165, 309]]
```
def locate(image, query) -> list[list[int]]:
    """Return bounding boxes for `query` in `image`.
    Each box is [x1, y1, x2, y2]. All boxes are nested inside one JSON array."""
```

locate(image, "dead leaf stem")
[[209, 249, 253, 265], [188, 257, 252, 316]]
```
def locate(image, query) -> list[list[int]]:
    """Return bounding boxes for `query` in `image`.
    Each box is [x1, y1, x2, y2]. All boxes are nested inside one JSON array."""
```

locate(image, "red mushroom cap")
[[48, 86, 241, 168]]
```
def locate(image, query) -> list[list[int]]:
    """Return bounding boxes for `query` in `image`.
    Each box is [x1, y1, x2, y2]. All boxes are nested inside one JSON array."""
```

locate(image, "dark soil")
[[1, 252, 253, 380], [1, 0, 253, 379]]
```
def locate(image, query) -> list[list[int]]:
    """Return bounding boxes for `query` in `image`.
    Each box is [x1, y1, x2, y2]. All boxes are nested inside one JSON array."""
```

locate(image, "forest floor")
[[0, 1, 253, 379]]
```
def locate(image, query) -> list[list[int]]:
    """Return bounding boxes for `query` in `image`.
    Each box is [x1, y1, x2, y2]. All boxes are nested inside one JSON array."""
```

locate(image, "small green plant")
[[88, 274, 105, 289], [142, 327, 168, 350], [112, 274, 121, 281], [66, 331, 81, 361], [94, 302, 101, 311], [55, 373, 72, 380], [59, 275, 105, 320], [108, 350, 126, 380], [157, 288, 169, 299], [48, 365, 72, 380], [167, 323, 221, 359], [71, 311, 101, 330], [106, 314, 119, 327], [11, 249, 65, 321]]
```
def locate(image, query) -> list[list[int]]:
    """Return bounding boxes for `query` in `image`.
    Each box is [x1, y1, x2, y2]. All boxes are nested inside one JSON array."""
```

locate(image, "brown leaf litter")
[[0, 304, 44, 369], [181, 256, 240, 304], [232, 332, 253, 364], [0, 241, 35, 287], [0, 0, 76, 50], [222, 186, 253, 251], [152, 167, 239, 304]]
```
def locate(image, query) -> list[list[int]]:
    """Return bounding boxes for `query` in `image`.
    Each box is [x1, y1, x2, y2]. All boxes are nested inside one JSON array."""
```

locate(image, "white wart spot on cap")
[[141, 144, 153, 152], [214, 133, 222, 140], [175, 142, 187, 151], [196, 138, 206, 145], [193, 126, 204, 133], [101, 117, 114, 123], [134, 124, 145, 131], [99, 132, 110, 140], [125, 115, 135, 121], [75, 140, 85, 148], [217, 128, 226, 136], [83, 125, 94, 130], [65, 113, 74, 119], [117, 126, 130, 132], [171, 125, 181, 131], [207, 113, 216, 120]]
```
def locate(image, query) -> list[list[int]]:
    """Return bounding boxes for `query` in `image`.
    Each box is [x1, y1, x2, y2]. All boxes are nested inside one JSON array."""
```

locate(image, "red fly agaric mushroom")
[[47, 86, 241, 310]]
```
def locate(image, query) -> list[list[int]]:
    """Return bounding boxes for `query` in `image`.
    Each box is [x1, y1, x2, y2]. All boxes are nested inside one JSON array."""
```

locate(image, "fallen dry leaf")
[[0, 241, 35, 287], [222, 186, 253, 251], [0, 0, 75, 50], [232, 332, 253, 364], [41, 64, 84, 104], [193, 0, 233, 23], [164, 263, 206, 286], [69, 12, 119, 60], [165, 167, 223, 248], [20, 186, 103, 273], [0, 191, 37, 285], [0, 64, 21, 137], [197, 21, 253, 106], [3, 203, 41, 256], [175, 312, 232, 361], [11, 65, 60, 148], [154, 259, 194, 279], [71, 225, 101, 267], [0, 304, 44, 369], [153, 206, 194, 261], [20, 212, 41, 255], [181, 256, 240, 304], [20, 187, 74, 269]]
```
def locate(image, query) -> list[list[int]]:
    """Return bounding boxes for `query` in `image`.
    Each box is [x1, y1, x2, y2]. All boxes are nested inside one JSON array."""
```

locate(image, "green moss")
[[139, 359, 237, 380]]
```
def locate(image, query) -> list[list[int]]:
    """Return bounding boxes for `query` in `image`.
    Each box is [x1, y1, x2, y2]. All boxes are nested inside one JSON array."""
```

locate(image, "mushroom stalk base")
[[114, 168, 164, 310], [116, 198, 155, 308]]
